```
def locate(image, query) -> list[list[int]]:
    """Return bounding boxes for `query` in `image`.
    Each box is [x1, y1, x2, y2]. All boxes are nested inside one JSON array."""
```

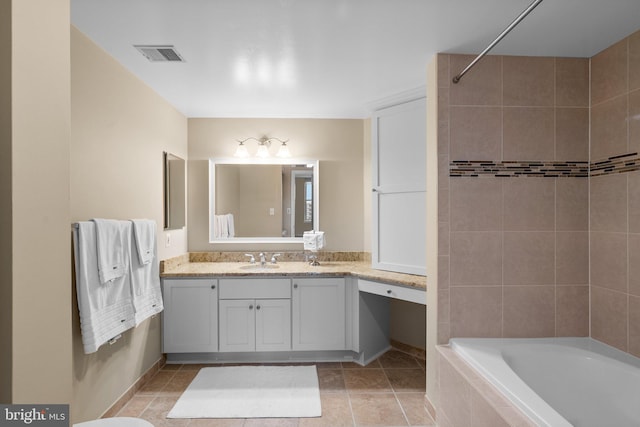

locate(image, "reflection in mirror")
[[209, 159, 319, 243], [164, 152, 186, 230]]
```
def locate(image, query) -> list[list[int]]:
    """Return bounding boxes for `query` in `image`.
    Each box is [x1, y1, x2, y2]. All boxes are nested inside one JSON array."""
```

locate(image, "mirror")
[[164, 152, 186, 230], [209, 158, 319, 243]]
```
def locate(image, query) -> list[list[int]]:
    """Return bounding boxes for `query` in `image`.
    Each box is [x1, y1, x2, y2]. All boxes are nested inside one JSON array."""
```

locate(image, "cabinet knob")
[[249, 304, 254, 310], [256, 305, 261, 310], [293, 284, 298, 289], [387, 289, 392, 295], [211, 285, 216, 289]]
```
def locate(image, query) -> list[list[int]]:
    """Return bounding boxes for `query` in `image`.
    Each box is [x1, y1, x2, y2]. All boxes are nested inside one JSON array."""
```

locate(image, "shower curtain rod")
[[452, 0, 544, 84]]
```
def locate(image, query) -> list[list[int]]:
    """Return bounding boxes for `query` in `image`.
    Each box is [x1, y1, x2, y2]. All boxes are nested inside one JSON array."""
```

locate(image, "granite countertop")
[[161, 261, 426, 291]]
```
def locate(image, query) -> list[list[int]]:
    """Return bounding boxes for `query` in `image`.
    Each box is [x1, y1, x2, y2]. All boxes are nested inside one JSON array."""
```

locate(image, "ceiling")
[[71, 0, 640, 118]]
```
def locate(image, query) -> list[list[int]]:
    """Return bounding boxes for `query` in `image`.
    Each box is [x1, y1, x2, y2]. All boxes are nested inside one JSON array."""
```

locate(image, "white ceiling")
[[71, 0, 640, 118]]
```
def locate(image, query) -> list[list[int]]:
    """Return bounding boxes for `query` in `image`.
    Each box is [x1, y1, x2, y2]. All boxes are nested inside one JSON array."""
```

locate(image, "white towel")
[[73, 221, 136, 354], [226, 213, 235, 238], [92, 218, 125, 284], [128, 220, 164, 326], [131, 219, 155, 265], [214, 214, 233, 238]]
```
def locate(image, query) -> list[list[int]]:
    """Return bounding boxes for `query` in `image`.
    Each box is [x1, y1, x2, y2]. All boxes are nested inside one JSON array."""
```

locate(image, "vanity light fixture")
[[234, 137, 291, 158]]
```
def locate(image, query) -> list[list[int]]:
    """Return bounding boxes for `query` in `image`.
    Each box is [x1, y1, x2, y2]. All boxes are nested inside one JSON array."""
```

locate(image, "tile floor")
[[112, 349, 435, 427]]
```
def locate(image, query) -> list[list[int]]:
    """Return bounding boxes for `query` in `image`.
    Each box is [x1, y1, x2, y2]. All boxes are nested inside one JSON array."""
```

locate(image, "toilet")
[[73, 417, 154, 427]]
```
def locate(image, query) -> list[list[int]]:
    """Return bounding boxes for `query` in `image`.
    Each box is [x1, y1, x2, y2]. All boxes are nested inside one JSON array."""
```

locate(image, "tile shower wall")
[[437, 53, 590, 345], [590, 30, 640, 356]]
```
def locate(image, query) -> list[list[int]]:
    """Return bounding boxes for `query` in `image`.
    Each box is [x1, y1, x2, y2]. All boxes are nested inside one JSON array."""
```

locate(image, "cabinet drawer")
[[358, 279, 425, 305], [219, 278, 291, 299]]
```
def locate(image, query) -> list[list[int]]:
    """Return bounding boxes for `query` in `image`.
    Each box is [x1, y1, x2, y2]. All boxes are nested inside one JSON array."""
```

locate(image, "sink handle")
[[244, 253, 256, 264], [271, 253, 281, 264]]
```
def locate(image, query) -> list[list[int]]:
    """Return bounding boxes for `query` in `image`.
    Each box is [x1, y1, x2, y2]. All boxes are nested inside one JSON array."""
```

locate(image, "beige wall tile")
[[470, 387, 510, 427], [450, 106, 502, 161], [556, 58, 590, 107], [503, 56, 554, 106], [449, 54, 502, 106], [438, 354, 471, 427], [439, 222, 450, 255], [438, 87, 450, 125], [590, 231, 628, 292], [503, 232, 555, 286], [629, 171, 640, 233], [450, 178, 502, 231], [591, 286, 628, 352], [503, 107, 555, 161], [439, 255, 450, 290], [450, 232, 502, 285], [438, 120, 450, 157], [555, 107, 589, 161], [592, 38, 628, 106], [556, 232, 589, 285], [450, 286, 502, 338], [628, 233, 640, 297], [503, 286, 555, 338], [556, 179, 589, 231], [591, 95, 629, 160], [503, 179, 555, 231], [438, 54, 450, 89], [556, 285, 590, 337], [629, 296, 640, 358], [590, 174, 628, 232], [630, 31, 640, 91], [629, 89, 640, 153]]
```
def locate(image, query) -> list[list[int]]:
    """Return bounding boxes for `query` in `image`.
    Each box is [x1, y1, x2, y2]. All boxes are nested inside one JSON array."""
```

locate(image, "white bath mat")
[[167, 365, 321, 419]]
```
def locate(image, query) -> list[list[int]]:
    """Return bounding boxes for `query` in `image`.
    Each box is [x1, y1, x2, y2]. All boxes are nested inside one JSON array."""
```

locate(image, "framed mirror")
[[209, 158, 319, 243], [163, 152, 186, 230]]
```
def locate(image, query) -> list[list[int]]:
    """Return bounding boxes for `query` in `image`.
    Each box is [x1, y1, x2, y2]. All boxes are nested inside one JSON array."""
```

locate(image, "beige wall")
[[9, 0, 73, 405], [188, 118, 365, 251], [0, 0, 12, 403], [70, 27, 188, 422], [589, 30, 640, 356]]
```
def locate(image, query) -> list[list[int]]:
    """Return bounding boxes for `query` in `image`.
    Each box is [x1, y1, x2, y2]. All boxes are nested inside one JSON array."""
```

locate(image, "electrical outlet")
[[269, 207, 275, 216]]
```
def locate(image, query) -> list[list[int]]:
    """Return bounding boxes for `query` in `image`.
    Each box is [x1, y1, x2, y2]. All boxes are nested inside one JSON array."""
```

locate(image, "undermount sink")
[[239, 264, 280, 270]]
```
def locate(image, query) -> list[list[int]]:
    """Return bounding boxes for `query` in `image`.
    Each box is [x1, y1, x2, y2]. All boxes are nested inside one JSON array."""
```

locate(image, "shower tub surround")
[[438, 338, 640, 427]]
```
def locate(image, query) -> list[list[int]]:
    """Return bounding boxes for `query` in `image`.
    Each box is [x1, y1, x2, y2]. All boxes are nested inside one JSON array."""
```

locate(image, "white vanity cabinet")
[[292, 277, 347, 351], [162, 278, 218, 353], [218, 278, 292, 352]]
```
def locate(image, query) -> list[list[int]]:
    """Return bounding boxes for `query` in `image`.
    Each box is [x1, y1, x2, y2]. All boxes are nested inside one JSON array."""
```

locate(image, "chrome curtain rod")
[[452, 0, 544, 84]]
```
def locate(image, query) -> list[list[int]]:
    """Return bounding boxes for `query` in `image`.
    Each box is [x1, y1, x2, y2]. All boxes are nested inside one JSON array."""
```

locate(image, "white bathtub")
[[450, 337, 640, 427]]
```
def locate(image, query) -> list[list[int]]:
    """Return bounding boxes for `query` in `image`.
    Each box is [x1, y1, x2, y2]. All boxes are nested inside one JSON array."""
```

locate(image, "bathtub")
[[450, 337, 640, 427]]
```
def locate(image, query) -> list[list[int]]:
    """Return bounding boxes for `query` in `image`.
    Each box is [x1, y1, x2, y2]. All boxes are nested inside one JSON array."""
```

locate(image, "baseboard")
[[101, 355, 166, 418], [390, 339, 426, 361]]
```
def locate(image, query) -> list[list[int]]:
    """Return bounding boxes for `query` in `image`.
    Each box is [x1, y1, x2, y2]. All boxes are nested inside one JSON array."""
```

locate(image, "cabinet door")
[[372, 97, 427, 275], [219, 299, 256, 352], [255, 299, 291, 352], [292, 278, 346, 351], [162, 279, 218, 353]]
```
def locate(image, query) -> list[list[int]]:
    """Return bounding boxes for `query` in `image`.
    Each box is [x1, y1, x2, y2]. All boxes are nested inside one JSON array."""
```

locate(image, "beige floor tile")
[[342, 360, 381, 369], [350, 393, 408, 427], [315, 362, 343, 369], [299, 394, 354, 427], [243, 418, 299, 427], [116, 395, 154, 417], [162, 364, 183, 370], [317, 369, 346, 393], [395, 393, 435, 426], [139, 371, 178, 394], [187, 419, 245, 426], [385, 369, 426, 393], [378, 351, 421, 369], [344, 369, 392, 394], [162, 370, 199, 393]]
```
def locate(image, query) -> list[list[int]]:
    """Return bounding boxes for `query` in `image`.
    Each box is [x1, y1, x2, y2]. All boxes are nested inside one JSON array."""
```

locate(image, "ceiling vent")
[[134, 45, 185, 62]]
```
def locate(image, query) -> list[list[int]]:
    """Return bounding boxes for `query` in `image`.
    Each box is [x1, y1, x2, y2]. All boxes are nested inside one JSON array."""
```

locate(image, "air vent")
[[134, 45, 185, 62]]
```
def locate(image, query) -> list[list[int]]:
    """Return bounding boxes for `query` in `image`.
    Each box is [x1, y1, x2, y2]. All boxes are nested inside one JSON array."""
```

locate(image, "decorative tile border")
[[449, 160, 588, 178], [590, 152, 640, 177], [449, 153, 640, 178]]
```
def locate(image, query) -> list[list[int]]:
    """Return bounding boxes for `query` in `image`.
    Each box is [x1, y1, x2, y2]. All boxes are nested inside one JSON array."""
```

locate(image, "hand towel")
[[131, 219, 156, 265], [73, 221, 136, 354], [226, 213, 235, 238], [92, 218, 125, 284]]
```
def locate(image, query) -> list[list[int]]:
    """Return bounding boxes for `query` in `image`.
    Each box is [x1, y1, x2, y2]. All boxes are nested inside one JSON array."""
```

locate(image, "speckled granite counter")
[[161, 261, 426, 291]]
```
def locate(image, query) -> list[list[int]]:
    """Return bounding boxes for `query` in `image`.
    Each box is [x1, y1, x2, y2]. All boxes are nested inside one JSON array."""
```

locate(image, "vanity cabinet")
[[292, 277, 346, 351], [218, 278, 292, 352], [162, 278, 218, 353]]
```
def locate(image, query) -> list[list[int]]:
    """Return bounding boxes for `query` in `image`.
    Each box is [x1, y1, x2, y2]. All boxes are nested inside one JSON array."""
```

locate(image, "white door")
[[372, 97, 427, 275], [162, 279, 218, 353], [292, 278, 346, 351], [219, 299, 255, 352], [255, 299, 291, 351]]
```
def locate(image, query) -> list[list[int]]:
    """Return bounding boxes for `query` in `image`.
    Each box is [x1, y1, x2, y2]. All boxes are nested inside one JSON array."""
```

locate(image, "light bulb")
[[234, 142, 249, 158], [276, 142, 291, 158], [256, 143, 270, 158]]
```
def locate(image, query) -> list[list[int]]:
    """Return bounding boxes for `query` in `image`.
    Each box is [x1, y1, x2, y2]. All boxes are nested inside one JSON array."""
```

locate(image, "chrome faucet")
[[259, 252, 266, 266], [244, 253, 256, 264], [271, 253, 281, 264]]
